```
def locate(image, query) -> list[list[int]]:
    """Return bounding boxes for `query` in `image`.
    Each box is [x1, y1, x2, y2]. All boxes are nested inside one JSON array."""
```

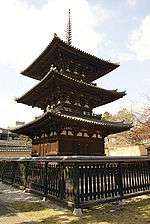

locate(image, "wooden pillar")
[[101, 136, 105, 156]]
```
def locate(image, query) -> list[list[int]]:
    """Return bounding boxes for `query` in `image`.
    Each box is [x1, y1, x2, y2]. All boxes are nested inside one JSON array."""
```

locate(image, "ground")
[[0, 182, 150, 224]]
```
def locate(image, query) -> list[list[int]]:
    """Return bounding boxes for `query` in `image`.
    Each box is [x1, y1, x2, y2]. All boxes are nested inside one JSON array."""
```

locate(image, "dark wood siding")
[[59, 136, 105, 156]]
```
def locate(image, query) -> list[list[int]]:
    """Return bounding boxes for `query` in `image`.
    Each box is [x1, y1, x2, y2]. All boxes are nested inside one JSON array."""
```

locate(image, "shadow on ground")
[[0, 200, 16, 217], [10, 197, 150, 224]]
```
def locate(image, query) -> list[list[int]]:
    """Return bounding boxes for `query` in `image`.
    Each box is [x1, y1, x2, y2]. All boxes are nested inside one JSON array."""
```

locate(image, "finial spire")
[[66, 9, 72, 45]]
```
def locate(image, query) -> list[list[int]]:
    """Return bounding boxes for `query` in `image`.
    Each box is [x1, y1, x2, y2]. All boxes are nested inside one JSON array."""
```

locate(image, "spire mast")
[[66, 9, 72, 45]]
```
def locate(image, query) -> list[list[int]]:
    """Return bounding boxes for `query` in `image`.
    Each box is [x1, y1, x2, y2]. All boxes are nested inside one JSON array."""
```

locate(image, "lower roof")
[[12, 110, 132, 136]]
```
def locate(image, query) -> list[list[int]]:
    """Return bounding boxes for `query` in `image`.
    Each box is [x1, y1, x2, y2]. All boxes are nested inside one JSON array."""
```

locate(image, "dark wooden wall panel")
[[59, 136, 105, 156], [32, 136, 105, 156]]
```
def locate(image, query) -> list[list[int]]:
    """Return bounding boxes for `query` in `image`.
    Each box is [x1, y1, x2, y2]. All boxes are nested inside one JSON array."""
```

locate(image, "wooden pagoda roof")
[[16, 67, 126, 109], [12, 110, 132, 136], [21, 35, 119, 82]]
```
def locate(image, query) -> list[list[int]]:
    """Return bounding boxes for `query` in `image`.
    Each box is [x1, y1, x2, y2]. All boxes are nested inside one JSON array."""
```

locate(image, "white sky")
[[0, 0, 150, 128]]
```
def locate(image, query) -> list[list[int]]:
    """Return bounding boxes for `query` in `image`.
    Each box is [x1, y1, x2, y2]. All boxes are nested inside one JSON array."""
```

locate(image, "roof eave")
[[21, 35, 120, 81], [15, 67, 126, 108], [12, 111, 132, 136]]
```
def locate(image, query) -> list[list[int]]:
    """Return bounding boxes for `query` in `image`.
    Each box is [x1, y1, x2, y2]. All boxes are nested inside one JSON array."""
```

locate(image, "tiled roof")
[[21, 35, 119, 82], [60, 113, 131, 128], [0, 128, 17, 136], [16, 67, 125, 108], [0, 140, 31, 147], [0, 146, 31, 151], [13, 110, 132, 136]]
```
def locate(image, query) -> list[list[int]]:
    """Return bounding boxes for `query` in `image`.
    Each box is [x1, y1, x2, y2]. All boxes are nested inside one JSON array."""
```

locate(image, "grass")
[[9, 196, 150, 224]]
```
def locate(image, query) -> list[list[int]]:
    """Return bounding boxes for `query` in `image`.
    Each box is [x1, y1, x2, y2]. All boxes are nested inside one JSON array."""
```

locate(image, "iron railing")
[[0, 156, 150, 208]]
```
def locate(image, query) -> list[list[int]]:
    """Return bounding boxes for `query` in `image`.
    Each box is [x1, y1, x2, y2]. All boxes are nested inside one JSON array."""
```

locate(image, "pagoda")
[[13, 11, 132, 156]]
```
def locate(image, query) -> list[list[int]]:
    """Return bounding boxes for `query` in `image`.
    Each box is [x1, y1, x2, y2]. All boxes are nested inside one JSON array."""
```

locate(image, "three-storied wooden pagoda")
[[13, 13, 132, 156]]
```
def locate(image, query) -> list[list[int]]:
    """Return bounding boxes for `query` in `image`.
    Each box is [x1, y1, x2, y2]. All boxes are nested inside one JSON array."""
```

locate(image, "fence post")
[[117, 162, 124, 198], [72, 162, 82, 216], [11, 162, 16, 186], [0, 162, 2, 181], [43, 161, 48, 201], [24, 161, 29, 189], [1, 161, 5, 182], [23, 161, 33, 193], [60, 162, 65, 200]]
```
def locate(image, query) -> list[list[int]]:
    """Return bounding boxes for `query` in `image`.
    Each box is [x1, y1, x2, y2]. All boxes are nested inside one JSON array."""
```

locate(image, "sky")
[[0, 0, 150, 128]]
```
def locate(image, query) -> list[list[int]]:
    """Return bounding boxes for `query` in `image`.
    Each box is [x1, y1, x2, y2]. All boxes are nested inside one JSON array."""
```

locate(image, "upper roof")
[[21, 35, 119, 82], [16, 67, 126, 109]]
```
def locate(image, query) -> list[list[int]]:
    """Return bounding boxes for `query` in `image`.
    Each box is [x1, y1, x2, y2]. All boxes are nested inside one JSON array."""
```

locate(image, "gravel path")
[[0, 182, 36, 224], [0, 181, 69, 224], [0, 199, 33, 224]]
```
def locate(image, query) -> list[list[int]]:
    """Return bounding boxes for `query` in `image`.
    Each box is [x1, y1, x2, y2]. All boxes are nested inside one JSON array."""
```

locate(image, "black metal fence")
[[0, 156, 150, 208]]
